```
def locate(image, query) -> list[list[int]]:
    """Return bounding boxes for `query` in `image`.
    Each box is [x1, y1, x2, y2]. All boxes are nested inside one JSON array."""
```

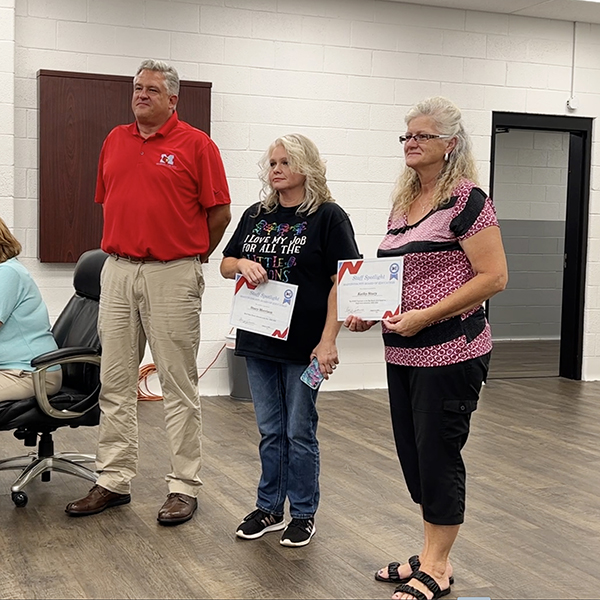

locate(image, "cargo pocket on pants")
[[441, 399, 478, 444]]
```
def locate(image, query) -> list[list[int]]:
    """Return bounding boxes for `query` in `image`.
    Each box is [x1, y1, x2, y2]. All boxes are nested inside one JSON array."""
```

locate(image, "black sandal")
[[374, 555, 421, 583], [393, 569, 451, 600], [375, 556, 454, 585]]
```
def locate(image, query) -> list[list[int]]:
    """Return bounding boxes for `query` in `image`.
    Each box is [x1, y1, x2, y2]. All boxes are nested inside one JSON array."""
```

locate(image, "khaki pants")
[[0, 369, 62, 401], [95, 255, 205, 497]]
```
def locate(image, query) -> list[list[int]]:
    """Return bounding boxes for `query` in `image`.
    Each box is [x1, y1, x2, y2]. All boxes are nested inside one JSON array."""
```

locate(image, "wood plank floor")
[[1, 376, 600, 599], [488, 339, 560, 379]]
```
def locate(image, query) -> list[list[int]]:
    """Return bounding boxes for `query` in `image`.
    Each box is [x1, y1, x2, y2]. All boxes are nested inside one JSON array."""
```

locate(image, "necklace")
[[413, 198, 431, 215]]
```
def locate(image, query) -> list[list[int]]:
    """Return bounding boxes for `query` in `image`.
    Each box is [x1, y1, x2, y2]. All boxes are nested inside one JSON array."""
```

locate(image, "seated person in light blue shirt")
[[0, 217, 61, 401]]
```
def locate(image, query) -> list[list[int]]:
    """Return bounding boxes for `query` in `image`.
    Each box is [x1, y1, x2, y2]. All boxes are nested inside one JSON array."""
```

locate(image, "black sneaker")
[[280, 517, 316, 547], [235, 509, 285, 540]]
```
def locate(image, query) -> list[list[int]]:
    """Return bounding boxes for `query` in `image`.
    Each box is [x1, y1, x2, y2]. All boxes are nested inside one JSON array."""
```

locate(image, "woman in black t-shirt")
[[221, 134, 360, 547]]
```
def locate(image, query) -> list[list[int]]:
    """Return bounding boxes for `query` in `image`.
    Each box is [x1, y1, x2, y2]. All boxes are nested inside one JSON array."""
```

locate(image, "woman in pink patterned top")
[[345, 97, 508, 600]]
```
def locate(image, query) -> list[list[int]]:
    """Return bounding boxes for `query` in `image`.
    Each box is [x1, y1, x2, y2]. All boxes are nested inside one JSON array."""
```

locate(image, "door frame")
[[490, 112, 593, 380]]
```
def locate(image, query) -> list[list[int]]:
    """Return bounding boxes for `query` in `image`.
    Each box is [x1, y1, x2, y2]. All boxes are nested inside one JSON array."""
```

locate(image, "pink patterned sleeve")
[[451, 182, 500, 242], [460, 196, 499, 241]]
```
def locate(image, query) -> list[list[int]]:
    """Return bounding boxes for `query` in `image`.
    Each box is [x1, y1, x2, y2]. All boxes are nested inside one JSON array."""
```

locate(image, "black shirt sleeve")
[[222, 203, 260, 258], [322, 204, 362, 275]]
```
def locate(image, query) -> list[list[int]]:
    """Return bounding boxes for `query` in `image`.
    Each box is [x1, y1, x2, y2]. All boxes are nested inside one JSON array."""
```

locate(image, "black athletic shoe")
[[235, 509, 285, 540], [280, 517, 316, 547]]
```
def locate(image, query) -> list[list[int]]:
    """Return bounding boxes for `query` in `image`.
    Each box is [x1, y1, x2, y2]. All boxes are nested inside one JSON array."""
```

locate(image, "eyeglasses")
[[399, 134, 453, 144]]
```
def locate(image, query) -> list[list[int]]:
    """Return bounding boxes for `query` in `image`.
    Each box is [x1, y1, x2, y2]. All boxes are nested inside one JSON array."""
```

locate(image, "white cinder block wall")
[[0, 0, 15, 228], [3, 0, 600, 391], [494, 130, 569, 223]]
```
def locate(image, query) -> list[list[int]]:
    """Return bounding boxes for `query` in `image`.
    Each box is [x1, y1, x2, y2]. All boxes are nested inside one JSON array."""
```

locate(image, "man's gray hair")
[[135, 59, 180, 96]]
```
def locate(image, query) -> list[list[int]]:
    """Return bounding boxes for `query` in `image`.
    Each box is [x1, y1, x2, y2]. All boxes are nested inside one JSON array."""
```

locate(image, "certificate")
[[337, 257, 403, 321], [230, 275, 298, 340]]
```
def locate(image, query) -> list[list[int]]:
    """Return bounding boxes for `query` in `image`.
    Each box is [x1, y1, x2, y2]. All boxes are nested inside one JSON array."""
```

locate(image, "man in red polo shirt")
[[66, 59, 231, 526]]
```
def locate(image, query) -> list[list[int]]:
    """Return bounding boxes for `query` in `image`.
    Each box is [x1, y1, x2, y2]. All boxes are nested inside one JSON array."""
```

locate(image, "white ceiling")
[[389, 0, 600, 25]]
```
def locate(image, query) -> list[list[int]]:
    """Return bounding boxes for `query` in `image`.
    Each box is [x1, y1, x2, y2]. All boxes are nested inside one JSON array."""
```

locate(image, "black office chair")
[[0, 249, 108, 507]]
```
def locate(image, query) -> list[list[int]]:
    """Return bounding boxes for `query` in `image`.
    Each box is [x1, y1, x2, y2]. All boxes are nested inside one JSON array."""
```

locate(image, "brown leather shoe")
[[65, 484, 131, 516], [157, 493, 198, 526]]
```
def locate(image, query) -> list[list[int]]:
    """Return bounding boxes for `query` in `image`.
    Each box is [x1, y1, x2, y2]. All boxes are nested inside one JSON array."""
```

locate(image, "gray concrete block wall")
[[489, 219, 564, 339]]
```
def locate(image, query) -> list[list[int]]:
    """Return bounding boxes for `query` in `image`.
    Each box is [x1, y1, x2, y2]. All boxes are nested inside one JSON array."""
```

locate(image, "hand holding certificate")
[[337, 257, 403, 321], [230, 275, 298, 340]]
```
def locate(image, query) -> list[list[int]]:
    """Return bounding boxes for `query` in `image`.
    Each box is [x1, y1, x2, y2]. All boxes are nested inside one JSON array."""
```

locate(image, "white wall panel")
[[5, 0, 600, 386]]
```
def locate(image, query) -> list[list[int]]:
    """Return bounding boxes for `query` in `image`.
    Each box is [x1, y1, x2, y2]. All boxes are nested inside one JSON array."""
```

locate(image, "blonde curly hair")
[[392, 96, 479, 215], [0, 217, 22, 263], [257, 134, 334, 216]]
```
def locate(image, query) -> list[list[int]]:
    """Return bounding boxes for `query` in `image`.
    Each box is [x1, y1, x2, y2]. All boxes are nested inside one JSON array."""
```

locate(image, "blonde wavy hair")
[[0, 217, 22, 263], [257, 134, 334, 216], [392, 96, 479, 215]]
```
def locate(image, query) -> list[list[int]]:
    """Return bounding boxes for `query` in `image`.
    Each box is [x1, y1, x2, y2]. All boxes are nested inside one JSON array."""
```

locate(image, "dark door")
[[488, 112, 592, 380]]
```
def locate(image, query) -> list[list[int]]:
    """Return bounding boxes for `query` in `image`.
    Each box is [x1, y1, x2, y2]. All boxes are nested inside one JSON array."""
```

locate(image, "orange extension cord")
[[137, 363, 162, 401], [137, 343, 227, 401]]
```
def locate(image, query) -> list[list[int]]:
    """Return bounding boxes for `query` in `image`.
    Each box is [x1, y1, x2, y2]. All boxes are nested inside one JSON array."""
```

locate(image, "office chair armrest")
[[31, 353, 102, 420], [31, 346, 99, 368]]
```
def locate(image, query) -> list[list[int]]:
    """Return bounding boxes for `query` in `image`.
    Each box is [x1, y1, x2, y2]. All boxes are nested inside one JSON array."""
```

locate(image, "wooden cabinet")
[[38, 70, 212, 262]]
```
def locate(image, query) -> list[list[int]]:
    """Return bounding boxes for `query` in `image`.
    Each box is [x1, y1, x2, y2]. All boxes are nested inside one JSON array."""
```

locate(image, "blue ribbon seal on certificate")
[[283, 289, 294, 305], [389, 262, 400, 280]]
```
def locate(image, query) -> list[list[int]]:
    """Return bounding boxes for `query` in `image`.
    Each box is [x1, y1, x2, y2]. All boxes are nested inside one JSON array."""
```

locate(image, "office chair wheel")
[[11, 491, 28, 507]]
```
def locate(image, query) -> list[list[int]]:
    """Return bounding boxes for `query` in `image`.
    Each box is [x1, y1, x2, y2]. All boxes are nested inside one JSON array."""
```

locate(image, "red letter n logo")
[[235, 276, 257, 294], [338, 260, 363, 282]]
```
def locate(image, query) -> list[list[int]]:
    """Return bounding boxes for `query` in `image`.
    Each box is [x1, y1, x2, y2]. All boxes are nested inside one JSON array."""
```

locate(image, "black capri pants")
[[386, 353, 490, 526]]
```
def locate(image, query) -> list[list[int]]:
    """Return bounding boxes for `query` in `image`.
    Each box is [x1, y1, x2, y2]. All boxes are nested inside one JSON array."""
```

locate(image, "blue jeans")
[[246, 357, 320, 519]]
